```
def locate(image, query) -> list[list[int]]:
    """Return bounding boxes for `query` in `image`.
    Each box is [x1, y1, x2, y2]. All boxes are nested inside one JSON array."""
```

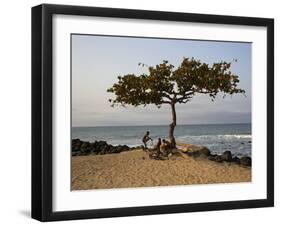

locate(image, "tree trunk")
[[169, 103, 177, 148]]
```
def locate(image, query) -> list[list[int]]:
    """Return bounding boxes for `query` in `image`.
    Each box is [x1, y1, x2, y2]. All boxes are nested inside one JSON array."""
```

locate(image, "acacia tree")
[[107, 58, 245, 148]]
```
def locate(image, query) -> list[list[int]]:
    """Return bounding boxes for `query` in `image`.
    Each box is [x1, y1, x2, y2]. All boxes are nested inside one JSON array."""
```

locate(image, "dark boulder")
[[95, 141, 108, 150], [214, 155, 223, 163], [72, 138, 81, 145], [112, 145, 130, 153], [101, 144, 110, 152], [221, 151, 232, 162], [80, 145, 92, 155], [232, 156, 240, 164], [113, 145, 123, 153], [208, 154, 223, 163], [240, 156, 252, 166], [72, 145, 81, 153], [72, 139, 82, 148], [199, 147, 211, 156], [72, 139, 136, 156], [120, 145, 130, 152], [186, 146, 210, 158], [81, 141, 90, 148], [90, 141, 109, 154], [208, 154, 218, 161], [106, 145, 115, 153]]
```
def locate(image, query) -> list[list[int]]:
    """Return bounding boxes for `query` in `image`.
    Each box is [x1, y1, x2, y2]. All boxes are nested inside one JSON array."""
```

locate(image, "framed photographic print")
[[31, 4, 274, 221]]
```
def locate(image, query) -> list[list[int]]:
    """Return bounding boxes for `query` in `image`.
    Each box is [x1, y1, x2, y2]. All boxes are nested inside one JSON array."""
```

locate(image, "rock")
[[72, 138, 81, 145], [72, 145, 80, 152], [221, 151, 232, 162], [115, 145, 124, 153], [72, 139, 82, 149], [199, 147, 210, 156], [104, 144, 113, 153], [184, 145, 210, 158], [232, 156, 240, 164], [130, 145, 143, 150], [121, 145, 130, 151], [72, 152, 80, 156], [203, 149, 250, 166], [96, 140, 108, 152], [81, 141, 90, 148], [208, 154, 223, 163], [240, 156, 252, 166], [110, 145, 130, 154], [71, 139, 91, 155], [72, 139, 136, 156], [208, 154, 218, 161], [214, 155, 223, 163], [80, 145, 92, 155], [101, 144, 110, 152], [90, 142, 97, 148]]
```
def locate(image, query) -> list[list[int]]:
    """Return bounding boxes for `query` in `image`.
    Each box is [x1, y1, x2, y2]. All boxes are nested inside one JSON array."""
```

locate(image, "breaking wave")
[[178, 134, 251, 140]]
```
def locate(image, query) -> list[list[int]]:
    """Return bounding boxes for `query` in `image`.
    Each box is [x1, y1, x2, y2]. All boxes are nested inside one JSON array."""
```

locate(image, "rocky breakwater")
[[180, 144, 251, 167], [72, 139, 141, 156]]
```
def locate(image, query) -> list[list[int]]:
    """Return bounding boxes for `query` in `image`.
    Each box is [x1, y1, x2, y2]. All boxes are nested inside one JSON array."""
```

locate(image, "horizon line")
[[72, 122, 251, 128]]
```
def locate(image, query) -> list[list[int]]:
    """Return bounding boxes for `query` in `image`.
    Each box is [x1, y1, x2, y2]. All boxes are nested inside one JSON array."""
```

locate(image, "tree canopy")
[[107, 57, 245, 107]]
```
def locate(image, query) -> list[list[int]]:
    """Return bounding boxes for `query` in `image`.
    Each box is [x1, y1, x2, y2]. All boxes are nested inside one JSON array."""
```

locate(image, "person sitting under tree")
[[160, 139, 166, 154], [160, 139, 172, 156], [142, 131, 152, 150], [154, 138, 162, 156]]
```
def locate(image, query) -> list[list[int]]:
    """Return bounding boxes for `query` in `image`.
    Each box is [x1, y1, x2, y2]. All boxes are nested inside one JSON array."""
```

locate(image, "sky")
[[72, 34, 251, 127]]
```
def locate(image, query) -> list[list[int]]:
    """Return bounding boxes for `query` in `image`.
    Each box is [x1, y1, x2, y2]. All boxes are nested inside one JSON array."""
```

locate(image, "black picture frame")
[[32, 3, 274, 222]]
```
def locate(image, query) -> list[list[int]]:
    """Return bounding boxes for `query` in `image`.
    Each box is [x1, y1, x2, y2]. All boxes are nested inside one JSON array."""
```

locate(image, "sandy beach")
[[71, 149, 251, 190]]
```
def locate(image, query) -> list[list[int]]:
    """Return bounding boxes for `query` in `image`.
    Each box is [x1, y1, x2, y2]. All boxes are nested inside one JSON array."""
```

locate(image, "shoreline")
[[72, 139, 252, 166]]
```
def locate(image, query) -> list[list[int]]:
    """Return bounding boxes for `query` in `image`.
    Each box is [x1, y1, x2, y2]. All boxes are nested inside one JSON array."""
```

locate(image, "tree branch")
[[176, 91, 194, 103], [160, 100, 172, 104]]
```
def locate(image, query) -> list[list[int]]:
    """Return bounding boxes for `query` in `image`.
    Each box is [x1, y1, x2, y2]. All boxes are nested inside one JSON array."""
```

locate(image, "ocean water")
[[72, 123, 251, 157]]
